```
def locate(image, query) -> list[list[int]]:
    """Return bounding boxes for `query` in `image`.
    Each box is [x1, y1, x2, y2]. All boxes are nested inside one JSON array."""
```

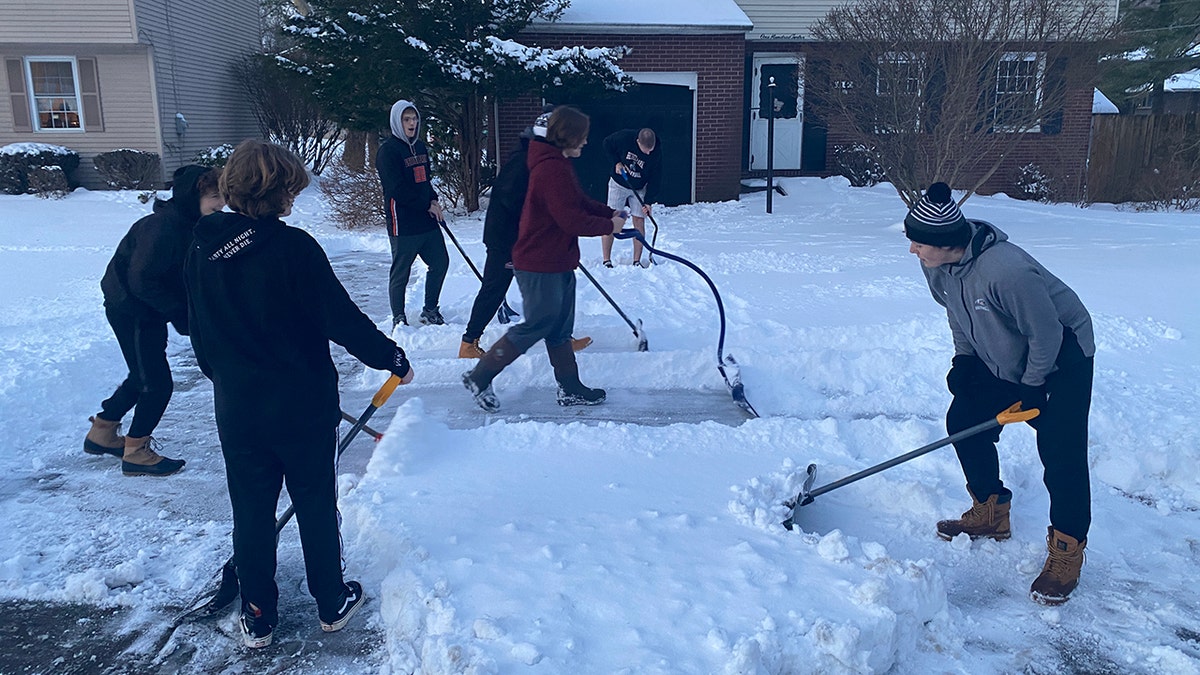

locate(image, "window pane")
[[35, 96, 81, 129], [29, 61, 76, 96]]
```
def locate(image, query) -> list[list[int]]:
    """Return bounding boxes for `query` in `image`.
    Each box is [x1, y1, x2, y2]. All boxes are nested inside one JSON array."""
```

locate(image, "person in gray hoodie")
[[375, 99, 448, 328], [904, 182, 1095, 606]]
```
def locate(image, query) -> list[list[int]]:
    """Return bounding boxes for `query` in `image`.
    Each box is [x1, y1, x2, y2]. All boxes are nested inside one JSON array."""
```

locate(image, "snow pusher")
[[166, 375, 405, 630], [577, 261, 650, 352], [613, 229, 758, 418], [438, 218, 520, 324], [781, 402, 1039, 530]]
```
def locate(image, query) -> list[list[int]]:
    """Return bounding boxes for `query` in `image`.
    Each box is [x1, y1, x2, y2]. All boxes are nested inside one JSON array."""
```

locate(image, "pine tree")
[[278, 0, 633, 210], [1099, 0, 1200, 114]]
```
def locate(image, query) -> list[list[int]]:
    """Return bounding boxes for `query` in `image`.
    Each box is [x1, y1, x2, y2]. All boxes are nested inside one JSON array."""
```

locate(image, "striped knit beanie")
[[904, 182, 970, 247]]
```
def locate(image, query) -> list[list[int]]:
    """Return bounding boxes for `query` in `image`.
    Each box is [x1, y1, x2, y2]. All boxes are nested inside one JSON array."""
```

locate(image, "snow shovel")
[[614, 229, 758, 417], [576, 261, 650, 352], [169, 374, 406, 627], [619, 165, 660, 266], [438, 218, 520, 325], [780, 402, 1040, 530]]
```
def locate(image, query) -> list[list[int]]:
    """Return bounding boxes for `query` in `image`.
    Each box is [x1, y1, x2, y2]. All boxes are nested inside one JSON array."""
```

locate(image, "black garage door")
[[551, 82, 694, 207]]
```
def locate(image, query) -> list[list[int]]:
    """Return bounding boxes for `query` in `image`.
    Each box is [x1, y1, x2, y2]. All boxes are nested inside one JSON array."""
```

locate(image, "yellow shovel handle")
[[997, 401, 1040, 425]]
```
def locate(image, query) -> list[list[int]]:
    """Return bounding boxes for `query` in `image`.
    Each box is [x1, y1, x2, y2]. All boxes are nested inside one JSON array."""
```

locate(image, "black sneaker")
[[556, 384, 606, 406], [240, 602, 274, 649], [462, 371, 500, 412], [602, 260, 613, 268], [419, 307, 446, 325], [320, 580, 366, 633]]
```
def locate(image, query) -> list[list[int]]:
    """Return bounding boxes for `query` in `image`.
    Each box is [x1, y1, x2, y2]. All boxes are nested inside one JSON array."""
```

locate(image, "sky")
[[1, 177, 1198, 674]]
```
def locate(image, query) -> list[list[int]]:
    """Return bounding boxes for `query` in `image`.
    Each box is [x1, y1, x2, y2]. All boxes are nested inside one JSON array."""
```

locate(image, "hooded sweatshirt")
[[376, 99, 438, 236], [921, 220, 1095, 387], [100, 164, 209, 333], [512, 139, 616, 273], [482, 128, 535, 256], [604, 128, 662, 204], [184, 211, 398, 437]]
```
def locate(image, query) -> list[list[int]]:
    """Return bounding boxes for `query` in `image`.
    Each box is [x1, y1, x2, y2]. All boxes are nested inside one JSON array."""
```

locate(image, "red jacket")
[[512, 139, 615, 273]]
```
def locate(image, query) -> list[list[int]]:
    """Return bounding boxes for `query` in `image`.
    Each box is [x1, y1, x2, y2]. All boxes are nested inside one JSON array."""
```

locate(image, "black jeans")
[[388, 230, 449, 320], [98, 308, 173, 438], [947, 355, 1094, 541], [463, 248, 514, 343], [220, 424, 346, 623]]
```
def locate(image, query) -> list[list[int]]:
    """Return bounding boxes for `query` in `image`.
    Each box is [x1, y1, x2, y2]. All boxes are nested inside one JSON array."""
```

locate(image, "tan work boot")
[[936, 491, 1011, 541], [1030, 527, 1086, 605], [459, 339, 485, 359], [122, 436, 186, 476], [570, 336, 592, 352], [84, 415, 125, 458]]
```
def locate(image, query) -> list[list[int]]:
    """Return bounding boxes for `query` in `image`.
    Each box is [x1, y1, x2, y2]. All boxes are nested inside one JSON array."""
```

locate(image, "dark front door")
[[554, 82, 694, 206]]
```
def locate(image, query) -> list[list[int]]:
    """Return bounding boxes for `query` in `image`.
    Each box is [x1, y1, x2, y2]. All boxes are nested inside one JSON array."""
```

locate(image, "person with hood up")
[[462, 105, 626, 412], [185, 140, 414, 648], [905, 181, 1095, 605], [457, 108, 592, 359], [376, 99, 449, 328], [83, 163, 223, 476]]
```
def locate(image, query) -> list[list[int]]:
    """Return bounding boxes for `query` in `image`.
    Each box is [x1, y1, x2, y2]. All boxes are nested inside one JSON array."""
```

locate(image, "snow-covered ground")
[[1, 177, 1198, 674]]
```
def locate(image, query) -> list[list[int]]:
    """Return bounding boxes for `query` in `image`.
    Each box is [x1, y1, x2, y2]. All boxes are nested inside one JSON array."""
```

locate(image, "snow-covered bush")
[[318, 160, 386, 231], [93, 149, 162, 190], [0, 143, 80, 195], [832, 144, 886, 187], [1012, 163, 1054, 202], [192, 144, 235, 168], [27, 165, 70, 199]]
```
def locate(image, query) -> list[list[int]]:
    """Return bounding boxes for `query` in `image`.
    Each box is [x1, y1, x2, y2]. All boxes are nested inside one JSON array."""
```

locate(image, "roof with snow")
[[529, 0, 752, 33], [1164, 68, 1200, 92], [1093, 88, 1119, 114]]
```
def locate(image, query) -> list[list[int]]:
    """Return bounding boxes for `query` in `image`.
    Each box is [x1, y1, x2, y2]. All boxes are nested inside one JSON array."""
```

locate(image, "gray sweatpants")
[[505, 270, 576, 353]]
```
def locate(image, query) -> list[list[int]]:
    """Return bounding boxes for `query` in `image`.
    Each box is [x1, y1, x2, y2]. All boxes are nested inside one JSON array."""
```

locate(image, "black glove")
[[946, 354, 984, 396], [389, 346, 411, 379], [1019, 383, 1046, 413]]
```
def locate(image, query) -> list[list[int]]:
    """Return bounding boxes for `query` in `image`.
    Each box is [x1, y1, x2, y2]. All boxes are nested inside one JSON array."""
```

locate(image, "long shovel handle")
[[440, 218, 519, 323], [577, 261, 639, 333]]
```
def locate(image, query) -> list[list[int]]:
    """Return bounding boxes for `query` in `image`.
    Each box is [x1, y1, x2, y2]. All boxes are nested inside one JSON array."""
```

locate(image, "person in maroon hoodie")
[[462, 106, 626, 412]]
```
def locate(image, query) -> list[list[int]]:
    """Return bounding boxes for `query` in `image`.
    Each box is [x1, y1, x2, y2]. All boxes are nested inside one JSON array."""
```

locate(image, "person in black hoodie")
[[457, 110, 592, 359], [600, 128, 661, 268], [83, 164, 223, 476], [185, 140, 414, 649], [376, 99, 449, 328]]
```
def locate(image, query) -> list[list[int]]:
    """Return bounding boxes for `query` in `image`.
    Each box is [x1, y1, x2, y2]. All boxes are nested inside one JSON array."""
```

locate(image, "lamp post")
[[766, 76, 776, 214]]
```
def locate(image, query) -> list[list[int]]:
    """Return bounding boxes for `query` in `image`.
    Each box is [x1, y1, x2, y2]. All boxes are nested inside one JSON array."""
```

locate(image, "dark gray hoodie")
[[921, 220, 1094, 387]]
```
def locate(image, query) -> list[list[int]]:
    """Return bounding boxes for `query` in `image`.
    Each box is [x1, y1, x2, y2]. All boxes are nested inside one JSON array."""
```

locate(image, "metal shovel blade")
[[781, 463, 818, 531]]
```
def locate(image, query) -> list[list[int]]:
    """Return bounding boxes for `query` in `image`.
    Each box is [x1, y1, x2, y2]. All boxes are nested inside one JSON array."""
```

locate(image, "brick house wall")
[[497, 32, 745, 203]]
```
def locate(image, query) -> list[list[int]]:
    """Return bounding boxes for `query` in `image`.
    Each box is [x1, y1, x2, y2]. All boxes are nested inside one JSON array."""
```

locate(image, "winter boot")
[[463, 335, 522, 412], [936, 489, 1011, 541], [459, 338, 485, 359], [1030, 527, 1086, 605], [240, 601, 275, 649], [419, 306, 445, 325], [570, 336, 593, 352], [319, 580, 366, 632], [84, 415, 125, 458], [547, 341, 605, 406], [121, 436, 186, 476]]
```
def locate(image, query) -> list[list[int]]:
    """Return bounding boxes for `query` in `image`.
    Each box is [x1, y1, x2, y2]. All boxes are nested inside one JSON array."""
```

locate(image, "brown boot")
[[122, 436, 186, 476], [1030, 527, 1086, 605], [570, 336, 592, 352], [936, 490, 1011, 541], [459, 339, 485, 359], [84, 415, 125, 458], [463, 335, 524, 412]]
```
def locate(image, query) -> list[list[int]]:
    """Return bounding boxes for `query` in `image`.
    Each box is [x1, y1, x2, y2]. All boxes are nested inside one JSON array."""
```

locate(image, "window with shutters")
[[993, 52, 1045, 133], [25, 57, 84, 131]]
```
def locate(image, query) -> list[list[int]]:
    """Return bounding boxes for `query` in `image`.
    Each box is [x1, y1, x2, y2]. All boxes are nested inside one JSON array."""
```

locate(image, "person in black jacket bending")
[[376, 99, 449, 328], [83, 164, 223, 476], [185, 140, 414, 649], [457, 111, 591, 359], [600, 128, 661, 268]]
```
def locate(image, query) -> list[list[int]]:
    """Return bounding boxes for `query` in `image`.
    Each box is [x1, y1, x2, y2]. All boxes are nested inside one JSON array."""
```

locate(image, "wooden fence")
[[1088, 114, 1200, 204]]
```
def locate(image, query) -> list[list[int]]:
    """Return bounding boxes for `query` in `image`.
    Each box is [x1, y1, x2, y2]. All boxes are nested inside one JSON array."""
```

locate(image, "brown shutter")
[[5, 58, 32, 133], [77, 57, 104, 131]]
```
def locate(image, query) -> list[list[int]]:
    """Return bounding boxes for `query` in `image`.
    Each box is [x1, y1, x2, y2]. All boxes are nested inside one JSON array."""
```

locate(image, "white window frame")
[[993, 51, 1045, 133], [24, 56, 85, 133]]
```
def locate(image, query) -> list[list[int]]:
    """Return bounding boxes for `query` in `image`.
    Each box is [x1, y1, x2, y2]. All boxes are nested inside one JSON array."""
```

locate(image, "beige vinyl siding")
[[736, 0, 838, 39], [0, 0, 137, 44], [0, 47, 160, 189], [133, 0, 261, 175]]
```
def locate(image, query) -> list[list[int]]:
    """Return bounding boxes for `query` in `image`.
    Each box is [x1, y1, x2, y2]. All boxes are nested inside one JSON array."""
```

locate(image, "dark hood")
[[193, 211, 283, 262], [165, 164, 209, 223]]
